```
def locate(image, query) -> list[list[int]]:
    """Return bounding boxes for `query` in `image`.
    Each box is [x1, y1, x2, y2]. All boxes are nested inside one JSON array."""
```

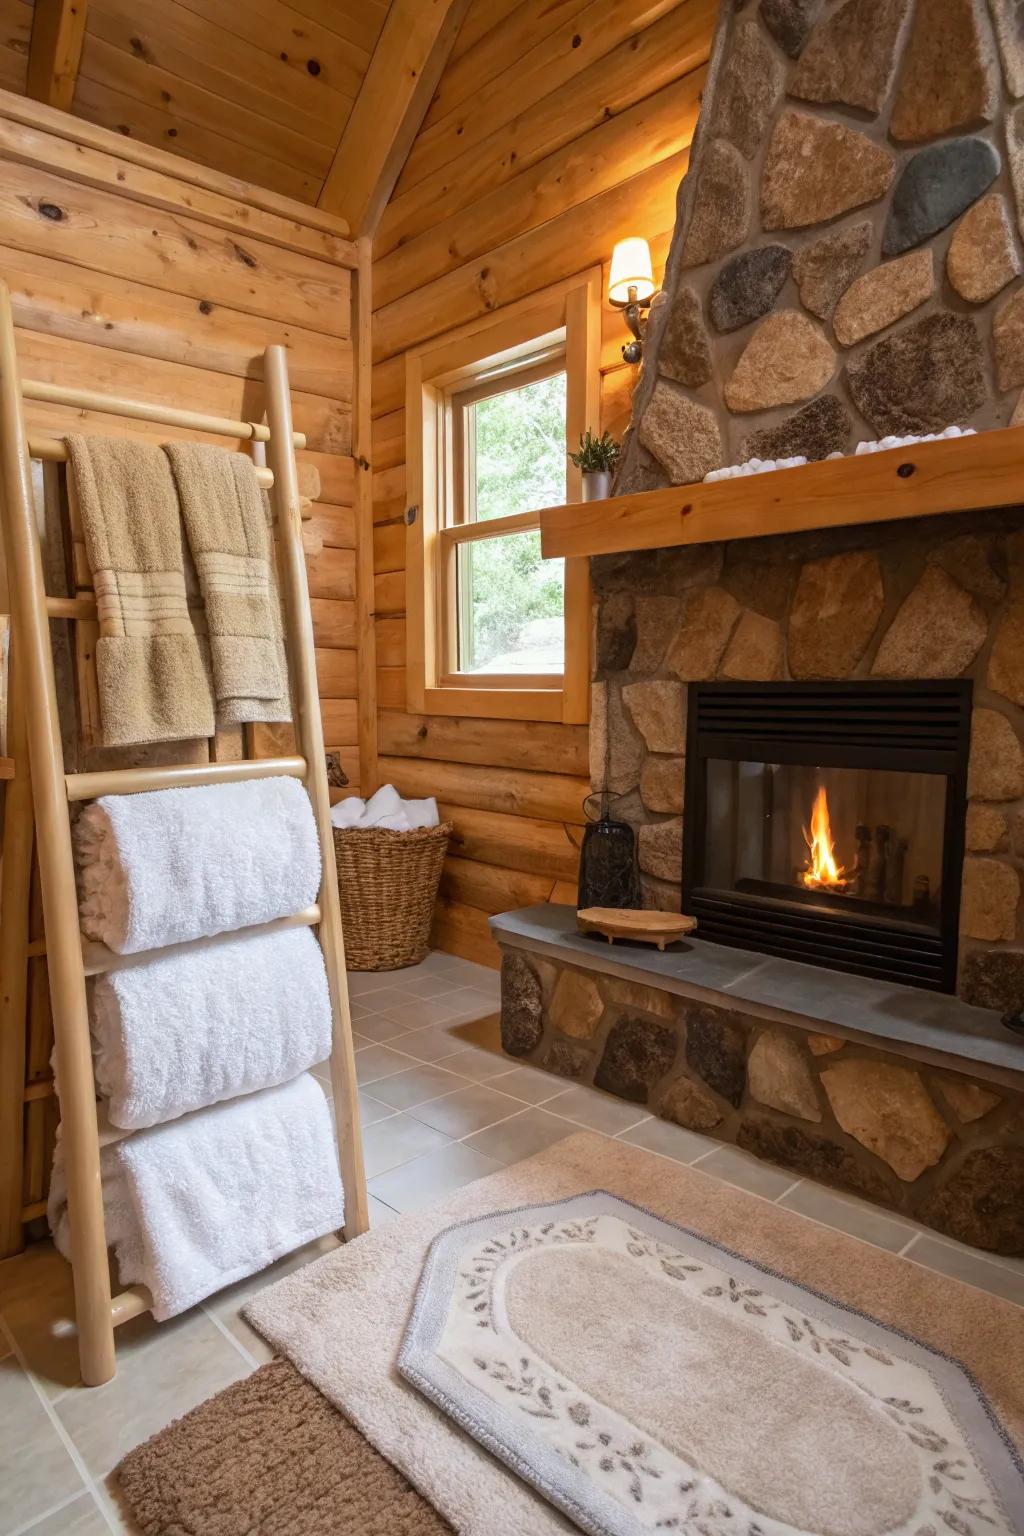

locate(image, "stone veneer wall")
[[498, 945, 1024, 1253], [617, 0, 1024, 489], [590, 507, 1024, 1011]]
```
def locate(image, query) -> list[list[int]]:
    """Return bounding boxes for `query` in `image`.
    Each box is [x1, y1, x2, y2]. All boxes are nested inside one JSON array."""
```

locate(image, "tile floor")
[[1, 948, 1021, 1534]]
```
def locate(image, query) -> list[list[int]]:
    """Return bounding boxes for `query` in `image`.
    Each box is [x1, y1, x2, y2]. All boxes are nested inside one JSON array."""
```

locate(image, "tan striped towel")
[[164, 443, 291, 725], [66, 435, 215, 748]]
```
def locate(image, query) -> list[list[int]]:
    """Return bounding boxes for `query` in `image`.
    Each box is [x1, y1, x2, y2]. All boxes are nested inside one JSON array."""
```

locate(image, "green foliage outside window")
[[460, 371, 567, 671]]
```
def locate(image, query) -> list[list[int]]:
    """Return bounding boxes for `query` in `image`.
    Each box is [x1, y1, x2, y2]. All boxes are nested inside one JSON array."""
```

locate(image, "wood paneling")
[[0, 94, 359, 766], [370, 0, 710, 964], [319, 0, 469, 235], [0, 0, 399, 209]]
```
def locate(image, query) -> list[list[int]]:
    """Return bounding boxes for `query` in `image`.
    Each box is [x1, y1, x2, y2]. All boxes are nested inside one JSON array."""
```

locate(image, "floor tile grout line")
[[774, 1177, 804, 1203], [200, 1300, 263, 1374], [897, 1240, 1024, 1310], [0, 1314, 118, 1535]]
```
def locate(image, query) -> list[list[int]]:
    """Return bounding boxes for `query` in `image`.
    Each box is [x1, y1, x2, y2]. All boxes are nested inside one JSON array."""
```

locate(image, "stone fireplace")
[[493, 509, 1024, 1254], [590, 509, 1024, 1012], [494, 0, 1024, 1257], [616, 0, 1024, 491]]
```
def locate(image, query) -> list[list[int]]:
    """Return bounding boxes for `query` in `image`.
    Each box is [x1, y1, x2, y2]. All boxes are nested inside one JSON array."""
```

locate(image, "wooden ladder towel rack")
[[0, 281, 368, 1386]]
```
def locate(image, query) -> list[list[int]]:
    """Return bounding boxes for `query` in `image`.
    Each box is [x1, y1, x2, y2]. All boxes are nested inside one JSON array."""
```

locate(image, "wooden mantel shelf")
[[539, 427, 1024, 560]]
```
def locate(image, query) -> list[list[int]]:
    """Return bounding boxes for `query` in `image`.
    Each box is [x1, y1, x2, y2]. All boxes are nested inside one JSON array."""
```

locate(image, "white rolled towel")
[[76, 776, 321, 954], [91, 926, 332, 1129], [48, 1073, 343, 1321]]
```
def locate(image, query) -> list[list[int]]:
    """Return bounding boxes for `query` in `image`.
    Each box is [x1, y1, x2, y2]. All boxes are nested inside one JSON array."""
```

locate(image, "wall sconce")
[[609, 237, 657, 364]]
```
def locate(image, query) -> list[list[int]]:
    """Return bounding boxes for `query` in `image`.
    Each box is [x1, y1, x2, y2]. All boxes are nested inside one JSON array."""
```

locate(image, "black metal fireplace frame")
[[682, 680, 973, 992]]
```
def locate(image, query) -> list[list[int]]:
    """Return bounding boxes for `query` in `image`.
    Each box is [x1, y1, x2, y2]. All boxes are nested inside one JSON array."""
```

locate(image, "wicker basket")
[[333, 821, 452, 971]]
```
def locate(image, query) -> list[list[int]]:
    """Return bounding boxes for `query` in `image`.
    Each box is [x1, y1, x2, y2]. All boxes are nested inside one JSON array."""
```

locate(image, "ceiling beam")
[[27, 0, 88, 113], [318, 0, 469, 237]]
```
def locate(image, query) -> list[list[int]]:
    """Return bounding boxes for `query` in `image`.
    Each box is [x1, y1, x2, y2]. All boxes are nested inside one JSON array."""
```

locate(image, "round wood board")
[[576, 908, 697, 950]]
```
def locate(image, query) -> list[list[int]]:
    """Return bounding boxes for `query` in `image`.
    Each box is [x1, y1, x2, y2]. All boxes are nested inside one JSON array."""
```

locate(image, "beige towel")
[[163, 443, 291, 724], [66, 435, 215, 748]]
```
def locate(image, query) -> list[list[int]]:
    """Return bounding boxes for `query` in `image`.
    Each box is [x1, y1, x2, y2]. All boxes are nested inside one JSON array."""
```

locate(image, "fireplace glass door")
[[683, 683, 972, 991]]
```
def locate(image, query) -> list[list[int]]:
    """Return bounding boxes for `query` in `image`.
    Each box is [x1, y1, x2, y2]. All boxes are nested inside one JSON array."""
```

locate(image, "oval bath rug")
[[398, 1191, 1024, 1536]]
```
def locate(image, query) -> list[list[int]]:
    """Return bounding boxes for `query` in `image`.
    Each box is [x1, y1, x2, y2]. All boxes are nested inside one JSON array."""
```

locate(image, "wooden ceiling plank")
[[445, 0, 521, 65], [318, 0, 470, 237], [72, 72, 322, 203], [0, 83, 353, 240], [27, 0, 88, 111], [394, 0, 684, 198], [376, 0, 713, 259], [170, 0, 369, 100], [77, 31, 336, 179], [90, 0, 348, 151], [421, 0, 580, 133], [285, 0, 388, 58], [0, 0, 31, 93]]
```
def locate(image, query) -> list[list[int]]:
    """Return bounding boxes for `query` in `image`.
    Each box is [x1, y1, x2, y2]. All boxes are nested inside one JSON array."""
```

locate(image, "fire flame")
[[801, 785, 848, 891]]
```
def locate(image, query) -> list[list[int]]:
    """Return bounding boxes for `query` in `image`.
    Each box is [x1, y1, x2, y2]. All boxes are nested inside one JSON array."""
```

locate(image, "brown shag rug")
[[116, 1357, 453, 1536]]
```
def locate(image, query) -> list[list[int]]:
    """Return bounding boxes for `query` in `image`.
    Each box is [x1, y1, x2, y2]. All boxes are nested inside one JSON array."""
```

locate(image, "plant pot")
[[582, 469, 613, 501]]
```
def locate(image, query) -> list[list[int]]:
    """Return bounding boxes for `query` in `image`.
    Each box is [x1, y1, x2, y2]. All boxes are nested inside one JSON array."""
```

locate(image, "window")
[[452, 359, 567, 676], [405, 272, 600, 723]]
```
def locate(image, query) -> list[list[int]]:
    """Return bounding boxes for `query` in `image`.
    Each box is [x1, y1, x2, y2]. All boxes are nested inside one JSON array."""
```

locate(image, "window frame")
[[405, 270, 601, 725]]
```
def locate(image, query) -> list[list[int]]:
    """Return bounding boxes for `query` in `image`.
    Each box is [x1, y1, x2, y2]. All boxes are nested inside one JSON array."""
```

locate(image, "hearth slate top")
[[489, 905, 1024, 1091]]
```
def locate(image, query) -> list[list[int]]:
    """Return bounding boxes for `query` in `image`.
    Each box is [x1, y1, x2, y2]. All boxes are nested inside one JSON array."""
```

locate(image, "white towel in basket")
[[48, 1073, 343, 1321], [76, 775, 321, 954], [91, 926, 332, 1129]]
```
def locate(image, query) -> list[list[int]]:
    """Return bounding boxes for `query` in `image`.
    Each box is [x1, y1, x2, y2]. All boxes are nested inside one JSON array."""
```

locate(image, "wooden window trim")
[[405, 269, 600, 725]]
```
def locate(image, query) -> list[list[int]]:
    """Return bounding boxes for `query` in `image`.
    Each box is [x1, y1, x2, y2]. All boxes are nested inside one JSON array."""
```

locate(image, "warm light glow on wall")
[[608, 238, 655, 305]]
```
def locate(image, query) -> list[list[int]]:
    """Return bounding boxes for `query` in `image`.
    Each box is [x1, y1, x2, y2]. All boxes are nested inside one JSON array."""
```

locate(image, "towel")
[[66, 435, 215, 748], [76, 776, 321, 954], [91, 926, 332, 1129], [163, 442, 291, 724], [48, 1074, 343, 1321], [329, 786, 440, 832]]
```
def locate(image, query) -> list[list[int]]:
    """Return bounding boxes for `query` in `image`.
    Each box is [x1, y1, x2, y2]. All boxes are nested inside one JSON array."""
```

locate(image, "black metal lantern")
[[577, 793, 642, 911]]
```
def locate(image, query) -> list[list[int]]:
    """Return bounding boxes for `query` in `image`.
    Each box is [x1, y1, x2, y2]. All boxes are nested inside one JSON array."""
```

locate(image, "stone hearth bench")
[[491, 904, 1024, 1256]]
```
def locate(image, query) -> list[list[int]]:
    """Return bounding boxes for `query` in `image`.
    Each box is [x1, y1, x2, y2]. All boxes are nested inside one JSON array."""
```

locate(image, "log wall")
[[0, 88, 362, 786], [369, 0, 713, 964]]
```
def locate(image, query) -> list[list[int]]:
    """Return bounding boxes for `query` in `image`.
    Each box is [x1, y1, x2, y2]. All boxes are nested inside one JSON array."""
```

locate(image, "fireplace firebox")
[[682, 682, 972, 992]]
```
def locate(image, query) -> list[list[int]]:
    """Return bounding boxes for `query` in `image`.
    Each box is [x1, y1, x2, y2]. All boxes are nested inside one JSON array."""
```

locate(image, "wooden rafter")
[[27, 0, 88, 113], [318, 0, 469, 237]]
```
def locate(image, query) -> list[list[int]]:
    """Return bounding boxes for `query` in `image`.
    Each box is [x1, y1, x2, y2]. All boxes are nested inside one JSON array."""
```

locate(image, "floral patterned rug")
[[399, 1192, 1024, 1536]]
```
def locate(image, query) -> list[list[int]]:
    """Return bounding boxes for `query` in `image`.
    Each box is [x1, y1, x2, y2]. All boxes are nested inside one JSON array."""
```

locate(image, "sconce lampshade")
[[608, 237, 655, 306]]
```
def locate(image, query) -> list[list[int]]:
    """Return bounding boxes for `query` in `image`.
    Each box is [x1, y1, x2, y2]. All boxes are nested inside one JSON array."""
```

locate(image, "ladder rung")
[[28, 434, 276, 488], [23, 1079, 53, 1103], [46, 595, 96, 620], [21, 1198, 47, 1223], [111, 1287, 151, 1327], [21, 378, 306, 451], [65, 755, 307, 801], [82, 904, 321, 976]]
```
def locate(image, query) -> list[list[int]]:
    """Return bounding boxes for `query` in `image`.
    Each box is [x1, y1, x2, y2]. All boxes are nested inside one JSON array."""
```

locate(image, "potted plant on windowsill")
[[570, 430, 620, 502]]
